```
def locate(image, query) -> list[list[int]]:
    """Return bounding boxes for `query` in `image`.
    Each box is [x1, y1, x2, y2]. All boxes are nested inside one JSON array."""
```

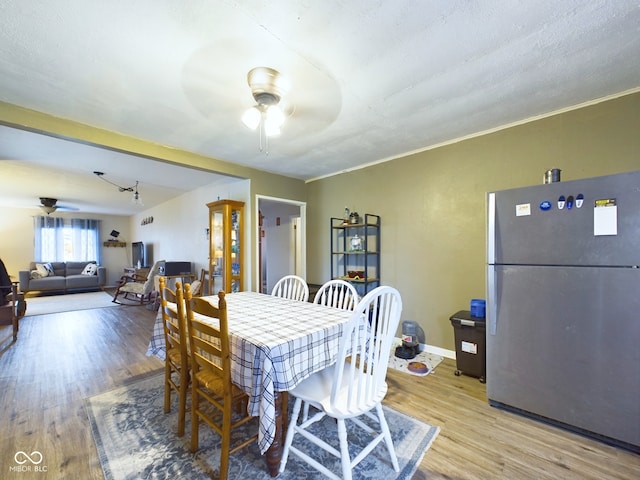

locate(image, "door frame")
[[255, 194, 306, 292]]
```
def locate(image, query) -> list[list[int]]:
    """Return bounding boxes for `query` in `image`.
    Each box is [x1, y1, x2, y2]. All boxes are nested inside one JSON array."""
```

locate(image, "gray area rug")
[[85, 372, 439, 479]]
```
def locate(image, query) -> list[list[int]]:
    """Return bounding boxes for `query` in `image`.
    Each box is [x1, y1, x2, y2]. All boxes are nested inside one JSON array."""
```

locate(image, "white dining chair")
[[313, 279, 359, 310], [271, 274, 309, 302], [279, 286, 403, 480], [304, 278, 359, 421]]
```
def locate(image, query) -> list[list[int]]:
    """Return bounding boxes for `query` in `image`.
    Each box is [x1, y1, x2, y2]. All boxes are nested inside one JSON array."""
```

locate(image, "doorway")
[[256, 195, 306, 294]]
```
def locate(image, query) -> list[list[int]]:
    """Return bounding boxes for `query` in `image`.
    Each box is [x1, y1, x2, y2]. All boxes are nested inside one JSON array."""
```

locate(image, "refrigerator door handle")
[[487, 265, 497, 335], [487, 192, 496, 265], [487, 192, 497, 335]]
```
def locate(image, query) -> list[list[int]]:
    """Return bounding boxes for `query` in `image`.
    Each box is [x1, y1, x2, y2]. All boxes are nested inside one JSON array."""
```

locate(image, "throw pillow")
[[190, 280, 202, 296], [30, 270, 44, 279], [43, 262, 55, 276], [35, 263, 51, 277], [81, 263, 98, 276]]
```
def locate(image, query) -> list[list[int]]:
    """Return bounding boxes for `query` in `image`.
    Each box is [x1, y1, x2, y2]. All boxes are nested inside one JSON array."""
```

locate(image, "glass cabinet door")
[[210, 209, 224, 294], [207, 199, 244, 294]]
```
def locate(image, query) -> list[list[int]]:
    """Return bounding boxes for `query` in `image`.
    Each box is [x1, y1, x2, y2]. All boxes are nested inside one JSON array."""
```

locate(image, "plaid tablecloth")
[[147, 291, 352, 453]]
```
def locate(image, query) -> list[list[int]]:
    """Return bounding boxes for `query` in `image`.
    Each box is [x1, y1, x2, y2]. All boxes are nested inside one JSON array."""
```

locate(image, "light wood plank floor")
[[1, 305, 638, 479]]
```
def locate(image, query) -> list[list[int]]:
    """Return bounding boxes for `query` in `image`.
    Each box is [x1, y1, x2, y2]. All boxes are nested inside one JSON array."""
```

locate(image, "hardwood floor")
[[0, 305, 162, 479], [1, 305, 638, 479]]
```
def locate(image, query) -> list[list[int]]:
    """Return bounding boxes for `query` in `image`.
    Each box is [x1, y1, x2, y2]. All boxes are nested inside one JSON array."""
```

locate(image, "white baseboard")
[[394, 337, 456, 360], [421, 343, 456, 359]]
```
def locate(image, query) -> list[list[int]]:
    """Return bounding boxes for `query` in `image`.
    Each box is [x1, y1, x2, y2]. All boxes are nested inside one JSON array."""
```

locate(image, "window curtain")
[[33, 216, 101, 263], [70, 218, 101, 264], [34, 216, 65, 262]]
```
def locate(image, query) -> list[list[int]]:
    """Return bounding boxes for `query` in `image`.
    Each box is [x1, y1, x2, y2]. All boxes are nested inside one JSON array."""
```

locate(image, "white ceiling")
[[1, 1, 639, 215]]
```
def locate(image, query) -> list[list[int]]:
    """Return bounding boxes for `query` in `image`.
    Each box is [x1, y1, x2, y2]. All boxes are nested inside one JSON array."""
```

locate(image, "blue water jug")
[[470, 299, 486, 318]]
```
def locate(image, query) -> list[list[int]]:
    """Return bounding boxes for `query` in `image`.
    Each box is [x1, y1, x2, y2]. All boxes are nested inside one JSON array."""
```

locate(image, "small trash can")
[[450, 310, 486, 383]]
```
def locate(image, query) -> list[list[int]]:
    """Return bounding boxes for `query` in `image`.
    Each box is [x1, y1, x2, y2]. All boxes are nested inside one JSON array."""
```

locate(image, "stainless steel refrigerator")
[[486, 170, 640, 452]]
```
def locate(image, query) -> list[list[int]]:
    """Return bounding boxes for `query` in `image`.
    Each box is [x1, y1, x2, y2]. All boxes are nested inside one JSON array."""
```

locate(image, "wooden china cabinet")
[[207, 199, 244, 295]]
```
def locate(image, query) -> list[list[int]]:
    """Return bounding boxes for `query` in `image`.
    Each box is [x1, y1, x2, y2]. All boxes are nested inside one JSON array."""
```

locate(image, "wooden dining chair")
[[280, 286, 403, 480], [159, 277, 190, 437], [0, 282, 25, 342], [184, 283, 257, 480], [271, 274, 309, 302], [313, 279, 359, 310]]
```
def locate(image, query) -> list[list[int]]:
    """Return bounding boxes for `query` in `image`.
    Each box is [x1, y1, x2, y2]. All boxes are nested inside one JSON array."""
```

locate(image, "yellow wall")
[[2, 94, 639, 352], [306, 91, 640, 352]]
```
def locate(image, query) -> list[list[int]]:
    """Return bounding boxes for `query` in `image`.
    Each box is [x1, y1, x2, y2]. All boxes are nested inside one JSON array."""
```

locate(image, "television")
[[132, 241, 144, 268]]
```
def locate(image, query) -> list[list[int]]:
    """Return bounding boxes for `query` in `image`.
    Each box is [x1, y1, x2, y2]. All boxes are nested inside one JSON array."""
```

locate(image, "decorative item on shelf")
[[349, 211, 360, 224], [350, 234, 363, 251], [103, 241, 126, 247], [343, 207, 350, 225], [347, 270, 365, 279], [104, 229, 126, 247], [93, 171, 143, 206], [140, 216, 154, 226]]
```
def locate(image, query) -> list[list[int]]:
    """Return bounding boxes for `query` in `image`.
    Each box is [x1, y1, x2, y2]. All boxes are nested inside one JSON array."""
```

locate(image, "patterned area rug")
[[86, 372, 439, 480], [24, 291, 118, 316], [388, 340, 444, 377]]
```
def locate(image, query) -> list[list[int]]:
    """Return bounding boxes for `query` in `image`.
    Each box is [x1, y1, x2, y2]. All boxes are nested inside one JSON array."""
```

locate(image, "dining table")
[[147, 290, 354, 477]]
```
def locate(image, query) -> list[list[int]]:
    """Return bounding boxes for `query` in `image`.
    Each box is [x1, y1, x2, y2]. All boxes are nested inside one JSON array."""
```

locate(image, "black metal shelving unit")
[[330, 213, 380, 296]]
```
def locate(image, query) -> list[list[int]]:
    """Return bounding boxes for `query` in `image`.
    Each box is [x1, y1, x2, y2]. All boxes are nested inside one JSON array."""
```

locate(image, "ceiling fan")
[[241, 67, 292, 152], [39, 197, 77, 215], [180, 41, 342, 152]]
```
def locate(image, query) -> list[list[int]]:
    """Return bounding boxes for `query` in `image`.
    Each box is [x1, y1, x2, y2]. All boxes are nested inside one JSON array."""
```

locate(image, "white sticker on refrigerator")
[[515, 203, 531, 217], [594, 198, 618, 236]]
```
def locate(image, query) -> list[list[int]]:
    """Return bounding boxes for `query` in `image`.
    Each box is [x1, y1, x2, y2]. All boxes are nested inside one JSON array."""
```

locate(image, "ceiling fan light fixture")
[[131, 181, 143, 206], [242, 106, 261, 130], [265, 105, 285, 129], [41, 205, 57, 215], [243, 67, 289, 153], [39, 197, 58, 214]]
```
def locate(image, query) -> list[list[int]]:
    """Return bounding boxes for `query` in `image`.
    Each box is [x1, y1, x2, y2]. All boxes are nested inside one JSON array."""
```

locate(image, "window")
[[34, 216, 101, 263]]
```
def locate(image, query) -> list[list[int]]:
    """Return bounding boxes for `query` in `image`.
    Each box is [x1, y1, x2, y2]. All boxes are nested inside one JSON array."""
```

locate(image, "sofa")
[[19, 261, 107, 293]]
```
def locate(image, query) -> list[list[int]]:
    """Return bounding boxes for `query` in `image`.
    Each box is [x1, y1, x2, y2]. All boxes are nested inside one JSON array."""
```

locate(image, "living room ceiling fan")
[[38, 197, 78, 215]]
